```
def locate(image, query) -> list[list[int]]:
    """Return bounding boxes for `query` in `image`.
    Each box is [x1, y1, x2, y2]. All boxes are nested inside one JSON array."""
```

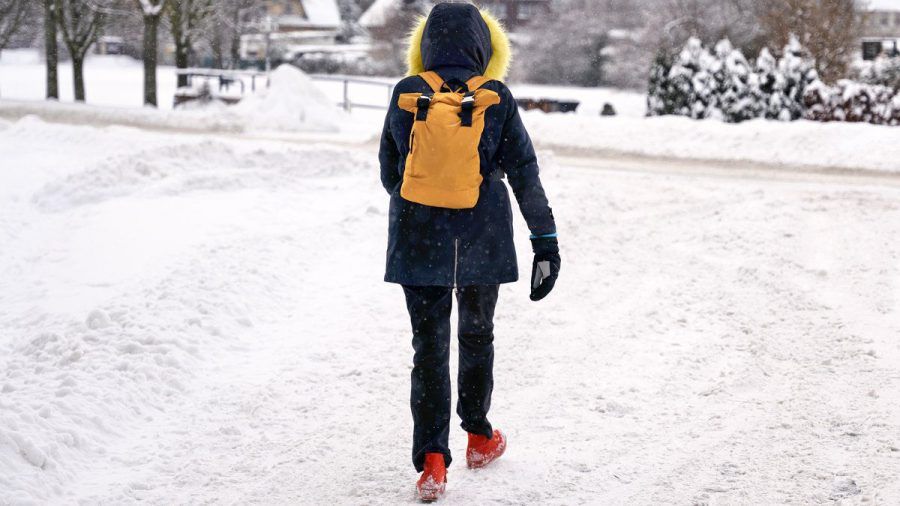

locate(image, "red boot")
[[466, 429, 507, 469], [416, 453, 447, 502]]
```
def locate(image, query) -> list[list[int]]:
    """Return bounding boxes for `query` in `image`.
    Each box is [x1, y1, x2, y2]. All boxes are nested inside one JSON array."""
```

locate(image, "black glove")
[[530, 237, 560, 301]]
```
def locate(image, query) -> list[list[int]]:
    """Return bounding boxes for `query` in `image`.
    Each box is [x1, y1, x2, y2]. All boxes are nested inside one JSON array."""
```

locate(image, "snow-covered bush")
[[803, 80, 900, 126], [714, 39, 762, 123], [645, 35, 900, 125], [647, 36, 822, 123], [775, 36, 820, 121], [857, 56, 900, 92]]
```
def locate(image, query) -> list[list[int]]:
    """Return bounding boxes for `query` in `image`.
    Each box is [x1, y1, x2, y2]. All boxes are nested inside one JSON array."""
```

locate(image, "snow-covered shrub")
[[714, 39, 762, 123], [857, 56, 900, 92], [653, 37, 722, 120], [775, 35, 820, 121], [647, 36, 823, 123], [647, 50, 677, 116], [803, 80, 900, 126]]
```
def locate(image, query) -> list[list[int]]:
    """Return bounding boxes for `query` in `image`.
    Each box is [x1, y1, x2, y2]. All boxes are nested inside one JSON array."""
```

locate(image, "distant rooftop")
[[867, 0, 900, 12]]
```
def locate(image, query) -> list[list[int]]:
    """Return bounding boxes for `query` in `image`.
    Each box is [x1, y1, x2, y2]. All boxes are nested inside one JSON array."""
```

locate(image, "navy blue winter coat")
[[379, 3, 556, 287]]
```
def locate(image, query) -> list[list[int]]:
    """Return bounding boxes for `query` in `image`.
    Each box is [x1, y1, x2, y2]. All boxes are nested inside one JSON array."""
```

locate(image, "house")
[[241, 0, 343, 63], [94, 36, 125, 56], [861, 0, 900, 60], [358, 0, 424, 40], [477, 0, 550, 30], [359, 0, 550, 34]]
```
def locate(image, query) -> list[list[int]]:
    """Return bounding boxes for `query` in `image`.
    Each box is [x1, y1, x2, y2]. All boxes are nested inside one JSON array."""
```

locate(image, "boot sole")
[[417, 482, 446, 502]]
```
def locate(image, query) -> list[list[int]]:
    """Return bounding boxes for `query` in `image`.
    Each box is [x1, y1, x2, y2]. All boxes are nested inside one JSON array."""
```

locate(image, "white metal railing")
[[174, 68, 270, 94], [173, 68, 395, 111], [310, 74, 395, 112]]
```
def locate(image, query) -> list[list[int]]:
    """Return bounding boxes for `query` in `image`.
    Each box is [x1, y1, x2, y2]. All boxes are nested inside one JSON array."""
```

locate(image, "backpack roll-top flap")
[[397, 75, 502, 210], [397, 91, 500, 119]]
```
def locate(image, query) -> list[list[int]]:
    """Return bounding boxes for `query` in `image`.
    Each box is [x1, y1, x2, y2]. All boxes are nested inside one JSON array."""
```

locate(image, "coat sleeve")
[[495, 86, 557, 237], [379, 89, 403, 195]]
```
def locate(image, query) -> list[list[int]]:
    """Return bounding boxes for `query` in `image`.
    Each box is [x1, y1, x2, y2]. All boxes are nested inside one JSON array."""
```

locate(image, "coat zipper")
[[453, 238, 460, 290]]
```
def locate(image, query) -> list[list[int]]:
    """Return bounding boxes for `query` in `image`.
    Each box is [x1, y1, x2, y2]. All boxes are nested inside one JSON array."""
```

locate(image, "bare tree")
[[200, 0, 262, 69], [167, 0, 213, 86], [135, 0, 167, 106], [44, 0, 59, 99], [58, 0, 104, 102], [519, 0, 611, 86], [0, 0, 27, 52], [644, 0, 767, 56], [758, 0, 864, 82]]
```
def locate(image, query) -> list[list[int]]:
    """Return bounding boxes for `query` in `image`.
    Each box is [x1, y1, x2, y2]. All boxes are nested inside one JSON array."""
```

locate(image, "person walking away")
[[378, 3, 561, 501]]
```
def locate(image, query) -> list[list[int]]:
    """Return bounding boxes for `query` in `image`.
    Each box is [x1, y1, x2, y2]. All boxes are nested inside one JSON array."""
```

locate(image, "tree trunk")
[[175, 41, 189, 87], [72, 53, 85, 102], [229, 8, 241, 69], [230, 32, 241, 69], [211, 26, 223, 69], [44, 0, 59, 100], [142, 14, 160, 106]]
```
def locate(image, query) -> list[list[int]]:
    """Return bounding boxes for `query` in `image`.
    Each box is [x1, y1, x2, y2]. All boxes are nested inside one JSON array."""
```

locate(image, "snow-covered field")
[[2, 110, 900, 504], [2, 50, 900, 505], [0, 49, 646, 118]]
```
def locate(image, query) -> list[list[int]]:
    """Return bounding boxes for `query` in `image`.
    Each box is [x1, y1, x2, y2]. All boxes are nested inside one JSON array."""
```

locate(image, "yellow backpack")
[[397, 71, 501, 209]]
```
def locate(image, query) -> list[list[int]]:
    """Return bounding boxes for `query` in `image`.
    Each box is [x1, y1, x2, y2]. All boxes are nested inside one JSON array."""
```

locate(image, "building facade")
[[861, 1, 900, 60], [360, 0, 550, 33], [241, 0, 343, 63], [478, 0, 551, 30]]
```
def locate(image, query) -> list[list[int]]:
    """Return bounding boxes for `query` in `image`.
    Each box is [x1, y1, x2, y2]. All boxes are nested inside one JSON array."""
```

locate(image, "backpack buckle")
[[459, 93, 476, 127], [416, 94, 432, 121]]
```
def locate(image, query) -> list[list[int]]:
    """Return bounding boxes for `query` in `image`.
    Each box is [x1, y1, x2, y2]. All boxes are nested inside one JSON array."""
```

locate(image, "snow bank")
[[232, 64, 344, 133], [0, 120, 376, 503], [524, 112, 900, 174], [0, 102, 245, 133], [0, 66, 344, 134]]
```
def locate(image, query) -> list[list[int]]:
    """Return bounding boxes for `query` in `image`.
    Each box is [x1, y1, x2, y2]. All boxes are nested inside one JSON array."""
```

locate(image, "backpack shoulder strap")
[[418, 71, 444, 93], [466, 76, 493, 91]]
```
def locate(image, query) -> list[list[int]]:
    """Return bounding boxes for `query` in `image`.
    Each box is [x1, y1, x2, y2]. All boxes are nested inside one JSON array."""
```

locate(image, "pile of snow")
[[0, 102, 244, 133], [0, 119, 376, 503], [232, 65, 344, 133], [523, 112, 900, 174], [0, 66, 346, 134]]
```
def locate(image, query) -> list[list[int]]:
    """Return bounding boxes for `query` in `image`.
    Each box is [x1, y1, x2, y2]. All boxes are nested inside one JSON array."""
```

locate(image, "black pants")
[[402, 284, 499, 472]]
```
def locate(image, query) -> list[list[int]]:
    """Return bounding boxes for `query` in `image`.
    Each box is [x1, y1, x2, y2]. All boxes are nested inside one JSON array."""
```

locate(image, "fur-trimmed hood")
[[406, 3, 511, 81]]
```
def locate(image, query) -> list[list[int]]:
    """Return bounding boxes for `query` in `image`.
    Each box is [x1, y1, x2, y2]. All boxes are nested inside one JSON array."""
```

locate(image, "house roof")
[[867, 0, 900, 12], [358, 0, 398, 28], [280, 0, 342, 28]]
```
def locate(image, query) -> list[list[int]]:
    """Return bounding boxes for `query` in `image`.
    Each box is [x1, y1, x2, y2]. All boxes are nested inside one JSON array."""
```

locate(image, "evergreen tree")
[[715, 40, 759, 123], [776, 35, 819, 121], [646, 50, 675, 116]]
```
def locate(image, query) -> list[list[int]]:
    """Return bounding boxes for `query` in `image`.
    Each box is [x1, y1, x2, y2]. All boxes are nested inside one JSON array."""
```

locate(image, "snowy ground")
[[3, 49, 900, 505], [1, 110, 900, 505]]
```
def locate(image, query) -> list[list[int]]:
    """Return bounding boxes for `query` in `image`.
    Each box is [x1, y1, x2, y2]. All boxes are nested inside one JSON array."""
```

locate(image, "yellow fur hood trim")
[[406, 9, 511, 81]]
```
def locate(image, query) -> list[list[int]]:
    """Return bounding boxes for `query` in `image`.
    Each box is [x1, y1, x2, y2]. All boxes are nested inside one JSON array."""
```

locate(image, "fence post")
[[343, 79, 351, 112]]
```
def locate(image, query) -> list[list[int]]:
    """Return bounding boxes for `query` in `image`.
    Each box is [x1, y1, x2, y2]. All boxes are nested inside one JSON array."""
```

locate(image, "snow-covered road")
[[1, 116, 899, 505]]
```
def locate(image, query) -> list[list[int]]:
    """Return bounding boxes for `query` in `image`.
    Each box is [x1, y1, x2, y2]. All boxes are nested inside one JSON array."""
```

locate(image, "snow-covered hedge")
[[648, 36, 818, 123], [857, 56, 900, 91], [804, 80, 900, 126], [648, 38, 900, 126]]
